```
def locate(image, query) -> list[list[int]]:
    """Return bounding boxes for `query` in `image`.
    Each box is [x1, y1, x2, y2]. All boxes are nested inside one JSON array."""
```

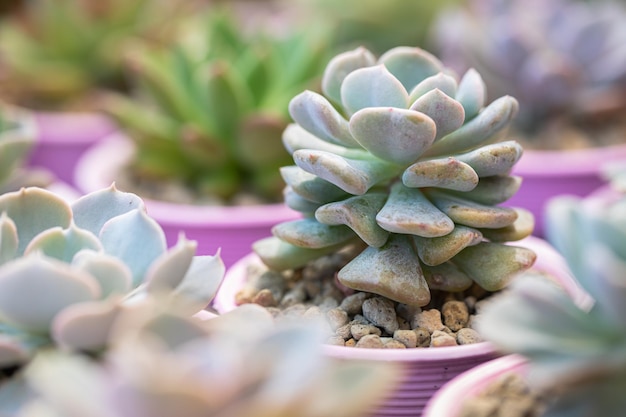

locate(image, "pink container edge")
[[73, 132, 301, 267], [422, 354, 527, 417]]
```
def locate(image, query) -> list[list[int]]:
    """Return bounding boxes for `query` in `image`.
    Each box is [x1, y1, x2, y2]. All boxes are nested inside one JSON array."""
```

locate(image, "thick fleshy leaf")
[[414, 225, 483, 266], [293, 150, 400, 195], [321, 46, 377, 104], [0, 187, 72, 256], [0, 337, 30, 367], [282, 123, 365, 156], [376, 183, 454, 237], [424, 96, 519, 157], [454, 141, 524, 176], [289, 91, 360, 147], [71, 184, 145, 236], [0, 256, 100, 333], [452, 242, 536, 291], [427, 190, 519, 229], [455, 68, 486, 120], [72, 251, 132, 298], [446, 175, 522, 205], [280, 166, 349, 204], [422, 262, 474, 292], [408, 72, 458, 103], [479, 208, 534, 242], [349, 107, 436, 164], [340, 65, 409, 115], [170, 251, 225, 312], [253, 236, 351, 271], [283, 186, 322, 214], [338, 234, 431, 306], [24, 224, 101, 263], [52, 298, 122, 353], [378, 46, 444, 92], [409, 89, 465, 140], [402, 157, 478, 191], [99, 210, 167, 287], [272, 218, 355, 249], [315, 193, 389, 247], [144, 237, 196, 294], [0, 213, 18, 265]]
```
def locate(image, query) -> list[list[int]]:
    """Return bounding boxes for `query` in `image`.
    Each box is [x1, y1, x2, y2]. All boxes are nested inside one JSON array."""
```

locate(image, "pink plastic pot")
[[28, 111, 118, 186], [505, 144, 626, 237], [214, 236, 586, 417], [73, 133, 300, 268], [423, 354, 526, 417]]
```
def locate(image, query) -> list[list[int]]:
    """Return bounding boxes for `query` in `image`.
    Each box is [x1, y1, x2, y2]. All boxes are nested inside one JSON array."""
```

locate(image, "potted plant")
[[0, 0, 201, 185], [74, 10, 334, 267], [213, 45, 587, 416], [424, 165, 626, 417], [430, 0, 626, 236]]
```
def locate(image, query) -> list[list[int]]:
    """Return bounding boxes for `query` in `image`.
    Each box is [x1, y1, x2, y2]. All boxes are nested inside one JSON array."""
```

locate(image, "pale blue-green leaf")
[[402, 157, 478, 191], [349, 107, 436, 164], [424, 96, 519, 157], [293, 149, 401, 195], [71, 184, 145, 236], [253, 236, 351, 271], [414, 225, 483, 266], [479, 207, 534, 242], [445, 175, 522, 205], [456, 68, 486, 120], [427, 189, 519, 229], [410, 89, 465, 140], [289, 91, 360, 147], [0, 187, 72, 256], [452, 242, 536, 291], [282, 123, 365, 156], [0, 213, 18, 265], [0, 375, 36, 416], [0, 256, 100, 333], [51, 298, 122, 353], [315, 192, 389, 247], [422, 262, 474, 292], [280, 166, 349, 204], [454, 141, 524, 176], [408, 72, 458, 103], [378, 46, 444, 92], [322, 46, 377, 104], [24, 224, 101, 263], [99, 209, 167, 287], [171, 250, 225, 312], [283, 186, 322, 214], [340, 65, 409, 116], [72, 250, 132, 298], [338, 234, 431, 306], [376, 183, 454, 237], [272, 218, 355, 249], [144, 236, 196, 294]]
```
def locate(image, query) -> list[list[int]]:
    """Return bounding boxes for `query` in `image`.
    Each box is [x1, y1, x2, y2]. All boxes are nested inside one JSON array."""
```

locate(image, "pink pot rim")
[[34, 111, 116, 145], [73, 133, 300, 227], [513, 144, 626, 177], [423, 354, 527, 417], [216, 235, 587, 362]]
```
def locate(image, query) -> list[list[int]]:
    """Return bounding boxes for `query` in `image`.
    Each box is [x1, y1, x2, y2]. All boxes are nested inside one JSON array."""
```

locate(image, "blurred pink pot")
[[505, 144, 626, 237], [73, 133, 300, 268], [28, 111, 117, 185], [214, 236, 585, 417]]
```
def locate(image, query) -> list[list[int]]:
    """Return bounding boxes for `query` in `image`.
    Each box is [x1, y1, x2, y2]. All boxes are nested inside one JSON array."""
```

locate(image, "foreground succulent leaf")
[[272, 219, 355, 249], [253, 236, 351, 271], [71, 251, 133, 298], [340, 65, 409, 115], [24, 224, 102, 263], [322, 46, 376, 104], [402, 157, 478, 191], [0, 213, 18, 265], [414, 225, 483, 266]]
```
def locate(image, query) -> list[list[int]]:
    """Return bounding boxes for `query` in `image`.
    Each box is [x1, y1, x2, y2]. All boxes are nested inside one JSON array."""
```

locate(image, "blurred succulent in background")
[[295, 0, 464, 54], [477, 181, 626, 416], [253, 45, 536, 307], [105, 9, 333, 204], [0, 184, 224, 394], [17, 304, 397, 417], [431, 0, 626, 149], [0, 102, 54, 193], [0, 0, 200, 110]]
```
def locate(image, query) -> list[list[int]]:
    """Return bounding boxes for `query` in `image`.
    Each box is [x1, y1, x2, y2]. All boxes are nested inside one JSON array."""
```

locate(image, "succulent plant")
[[253, 46, 537, 307], [17, 303, 397, 417], [104, 9, 333, 203], [0, 185, 225, 372], [0, 0, 199, 109], [0, 102, 54, 193], [476, 183, 626, 416], [431, 0, 626, 146]]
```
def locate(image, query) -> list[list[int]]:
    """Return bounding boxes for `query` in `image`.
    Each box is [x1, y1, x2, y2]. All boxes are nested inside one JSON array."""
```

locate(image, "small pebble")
[[351, 324, 382, 340], [442, 300, 470, 331], [457, 328, 483, 345], [414, 328, 431, 347], [411, 309, 444, 333], [355, 334, 384, 348], [326, 335, 345, 346], [326, 308, 349, 331], [339, 292, 370, 315], [383, 339, 407, 349], [251, 289, 277, 307], [430, 330, 457, 347], [362, 296, 399, 334], [393, 330, 417, 348]]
